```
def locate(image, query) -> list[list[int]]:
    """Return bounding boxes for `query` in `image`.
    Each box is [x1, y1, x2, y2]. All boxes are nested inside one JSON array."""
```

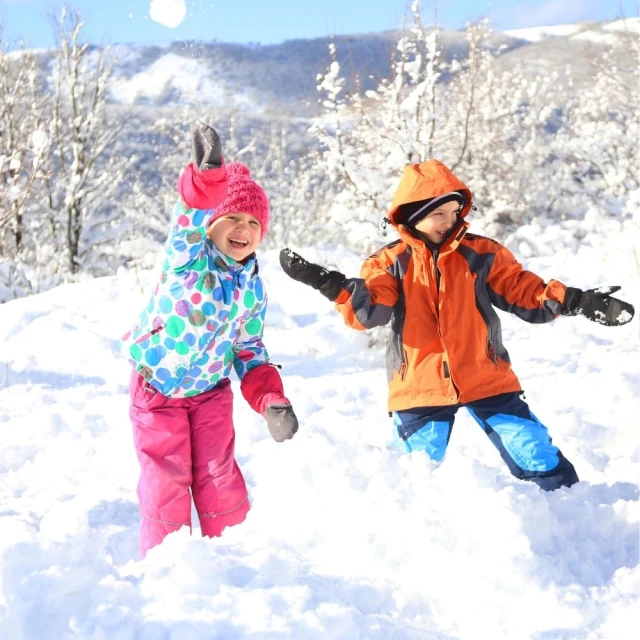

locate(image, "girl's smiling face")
[[414, 200, 461, 244], [207, 212, 262, 261]]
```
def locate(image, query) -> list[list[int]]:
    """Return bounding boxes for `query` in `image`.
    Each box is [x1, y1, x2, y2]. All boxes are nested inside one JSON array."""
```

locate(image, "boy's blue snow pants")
[[392, 391, 579, 491]]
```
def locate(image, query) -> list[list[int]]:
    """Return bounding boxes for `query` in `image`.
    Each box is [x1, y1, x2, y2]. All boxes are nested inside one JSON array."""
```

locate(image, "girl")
[[121, 124, 298, 557]]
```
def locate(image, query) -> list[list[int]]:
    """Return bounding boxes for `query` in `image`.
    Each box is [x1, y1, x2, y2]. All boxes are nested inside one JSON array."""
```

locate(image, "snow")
[[110, 52, 209, 104], [1, 238, 638, 638], [571, 31, 618, 46], [503, 23, 585, 42], [603, 17, 640, 34], [109, 52, 263, 111], [617, 310, 633, 323], [149, 0, 187, 29], [5, 48, 51, 60], [504, 18, 640, 46], [30, 130, 48, 154]]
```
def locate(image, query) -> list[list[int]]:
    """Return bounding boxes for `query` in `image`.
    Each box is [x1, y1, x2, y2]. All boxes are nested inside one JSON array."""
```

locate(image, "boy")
[[279, 159, 634, 491]]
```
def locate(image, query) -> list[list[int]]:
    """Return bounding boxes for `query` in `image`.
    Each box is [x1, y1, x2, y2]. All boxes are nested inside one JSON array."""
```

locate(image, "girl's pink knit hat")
[[211, 162, 270, 239]]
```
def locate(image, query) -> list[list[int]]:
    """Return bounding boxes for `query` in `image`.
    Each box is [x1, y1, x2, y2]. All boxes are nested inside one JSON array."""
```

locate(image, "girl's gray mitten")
[[191, 123, 223, 171]]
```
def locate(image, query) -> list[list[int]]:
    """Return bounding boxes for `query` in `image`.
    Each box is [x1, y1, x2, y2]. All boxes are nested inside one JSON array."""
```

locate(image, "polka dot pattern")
[[120, 200, 269, 398]]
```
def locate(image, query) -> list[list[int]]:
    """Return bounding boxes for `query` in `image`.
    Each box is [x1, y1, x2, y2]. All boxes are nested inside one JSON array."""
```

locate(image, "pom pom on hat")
[[209, 162, 270, 238], [228, 162, 251, 177]]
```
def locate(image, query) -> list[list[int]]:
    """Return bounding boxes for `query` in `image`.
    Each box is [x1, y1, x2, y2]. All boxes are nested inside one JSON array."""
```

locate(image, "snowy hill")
[[107, 17, 640, 111], [15, 17, 637, 114], [0, 238, 638, 638], [103, 29, 503, 111], [505, 17, 640, 44], [496, 18, 639, 87]]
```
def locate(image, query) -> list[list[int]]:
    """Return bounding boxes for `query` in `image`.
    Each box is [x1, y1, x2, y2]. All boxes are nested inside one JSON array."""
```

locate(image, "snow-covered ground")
[[0, 240, 638, 639]]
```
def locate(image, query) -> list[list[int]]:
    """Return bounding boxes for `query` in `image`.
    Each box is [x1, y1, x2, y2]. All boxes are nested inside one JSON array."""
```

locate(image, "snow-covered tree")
[[0, 35, 51, 299], [557, 26, 639, 219], [310, 4, 481, 252], [440, 21, 570, 240], [42, 7, 127, 275], [308, 10, 635, 255], [0, 45, 47, 248]]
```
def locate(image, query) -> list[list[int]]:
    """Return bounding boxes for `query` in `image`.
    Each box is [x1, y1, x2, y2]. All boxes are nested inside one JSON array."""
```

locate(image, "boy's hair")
[[399, 191, 466, 226], [209, 163, 270, 238]]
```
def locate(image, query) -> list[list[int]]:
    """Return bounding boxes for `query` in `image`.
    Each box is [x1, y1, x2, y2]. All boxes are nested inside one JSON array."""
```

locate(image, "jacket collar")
[[208, 240, 258, 275], [398, 219, 469, 256]]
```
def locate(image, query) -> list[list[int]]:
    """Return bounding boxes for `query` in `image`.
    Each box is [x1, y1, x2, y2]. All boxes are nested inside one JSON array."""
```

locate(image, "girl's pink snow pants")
[[129, 371, 250, 557]]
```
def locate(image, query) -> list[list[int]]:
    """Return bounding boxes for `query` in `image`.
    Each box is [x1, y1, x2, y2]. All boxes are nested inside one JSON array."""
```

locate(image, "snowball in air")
[[149, 0, 187, 29]]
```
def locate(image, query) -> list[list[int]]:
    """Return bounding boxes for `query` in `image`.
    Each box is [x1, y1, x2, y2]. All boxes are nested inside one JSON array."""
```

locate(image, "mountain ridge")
[[14, 17, 640, 115]]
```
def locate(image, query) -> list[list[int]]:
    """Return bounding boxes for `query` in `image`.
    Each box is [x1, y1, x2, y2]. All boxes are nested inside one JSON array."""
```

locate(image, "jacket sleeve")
[[240, 363, 289, 414], [177, 162, 228, 210], [486, 242, 567, 323], [334, 252, 400, 330], [164, 199, 212, 271], [164, 164, 229, 272]]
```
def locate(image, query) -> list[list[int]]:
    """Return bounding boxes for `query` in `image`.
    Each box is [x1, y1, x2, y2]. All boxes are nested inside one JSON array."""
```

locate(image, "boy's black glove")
[[562, 286, 635, 326], [264, 403, 299, 442], [279, 248, 346, 302], [191, 123, 223, 171]]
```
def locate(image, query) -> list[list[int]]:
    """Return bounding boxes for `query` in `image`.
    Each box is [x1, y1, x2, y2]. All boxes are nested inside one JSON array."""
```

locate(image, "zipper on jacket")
[[203, 273, 242, 359], [441, 351, 461, 401], [400, 348, 409, 380], [430, 250, 458, 399], [432, 249, 441, 291], [134, 324, 164, 345]]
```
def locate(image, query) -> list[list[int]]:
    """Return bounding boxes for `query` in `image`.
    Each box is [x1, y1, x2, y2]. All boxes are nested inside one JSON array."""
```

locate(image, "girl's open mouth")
[[229, 238, 249, 248]]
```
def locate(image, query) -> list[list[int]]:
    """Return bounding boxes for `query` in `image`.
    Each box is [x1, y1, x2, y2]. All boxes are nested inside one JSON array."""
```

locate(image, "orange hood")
[[388, 160, 473, 226]]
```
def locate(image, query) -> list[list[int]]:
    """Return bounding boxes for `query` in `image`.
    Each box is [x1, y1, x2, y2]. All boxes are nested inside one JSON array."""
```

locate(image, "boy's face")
[[414, 201, 461, 244], [207, 212, 262, 262]]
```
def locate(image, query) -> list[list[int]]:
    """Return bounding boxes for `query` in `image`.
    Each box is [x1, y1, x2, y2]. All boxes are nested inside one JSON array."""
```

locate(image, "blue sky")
[[0, 0, 636, 48]]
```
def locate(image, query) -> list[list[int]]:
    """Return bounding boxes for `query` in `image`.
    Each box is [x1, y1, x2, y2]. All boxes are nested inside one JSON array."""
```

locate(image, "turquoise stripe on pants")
[[392, 413, 451, 461], [392, 392, 578, 490], [466, 409, 559, 472]]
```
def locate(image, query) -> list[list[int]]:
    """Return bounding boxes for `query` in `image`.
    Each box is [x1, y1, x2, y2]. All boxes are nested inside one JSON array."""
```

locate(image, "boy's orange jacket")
[[334, 160, 568, 411]]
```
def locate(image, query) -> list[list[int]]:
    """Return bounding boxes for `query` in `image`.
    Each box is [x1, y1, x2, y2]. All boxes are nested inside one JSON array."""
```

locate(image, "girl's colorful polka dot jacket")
[[120, 199, 269, 398]]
